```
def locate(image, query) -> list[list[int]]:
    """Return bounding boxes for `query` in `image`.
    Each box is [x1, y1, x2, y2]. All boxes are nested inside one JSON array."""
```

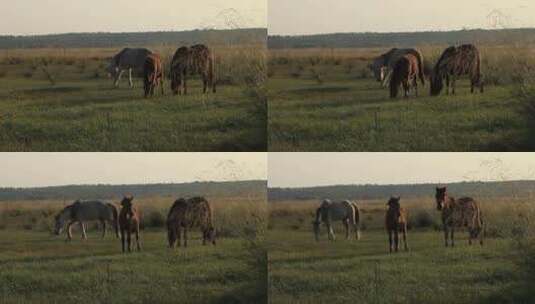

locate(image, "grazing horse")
[[118, 196, 141, 252], [107, 48, 152, 88], [143, 53, 164, 98], [170, 44, 216, 95], [390, 53, 420, 99], [435, 187, 484, 247], [370, 48, 425, 88], [385, 197, 409, 252], [54, 200, 119, 241], [166, 196, 216, 248], [313, 199, 361, 241], [430, 44, 484, 96]]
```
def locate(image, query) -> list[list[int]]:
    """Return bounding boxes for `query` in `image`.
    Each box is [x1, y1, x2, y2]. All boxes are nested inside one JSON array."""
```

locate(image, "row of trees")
[[268, 28, 535, 49], [0, 180, 266, 201], [269, 180, 535, 202]]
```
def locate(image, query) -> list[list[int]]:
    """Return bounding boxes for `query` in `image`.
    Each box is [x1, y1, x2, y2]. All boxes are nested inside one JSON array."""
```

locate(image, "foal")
[[385, 196, 409, 253], [118, 195, 141, 252]]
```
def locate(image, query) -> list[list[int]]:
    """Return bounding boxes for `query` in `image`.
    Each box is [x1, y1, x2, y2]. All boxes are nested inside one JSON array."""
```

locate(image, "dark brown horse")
[[118, 196, 141, 252], [430, 44, 484, 96], [385, 197, 409, 252], [389, 54, 420, 99], [143, 53, 164, 98], [166, 196, 216, 248], [170, 44, 216, 95], [435, 187, 484, 247]]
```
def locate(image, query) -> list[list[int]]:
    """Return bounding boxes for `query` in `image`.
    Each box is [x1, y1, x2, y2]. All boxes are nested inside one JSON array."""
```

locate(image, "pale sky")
[[269, 153, 535, 188], [269, 0, 535, 35], [1, 0, 266, 36], [0, 153, 267, 188]]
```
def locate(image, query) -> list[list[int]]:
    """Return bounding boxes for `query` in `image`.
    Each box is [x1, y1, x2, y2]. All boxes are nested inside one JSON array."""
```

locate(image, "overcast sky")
[[1, 0, 266, 35], [269, 153, 535, 188], [269, 0, 535, 35], [0, 153, 267, 188]]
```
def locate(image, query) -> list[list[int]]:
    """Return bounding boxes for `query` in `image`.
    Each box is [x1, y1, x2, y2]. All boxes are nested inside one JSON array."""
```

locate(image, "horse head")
[[387, 196, 401, 211], [121, 195, 135, 216], [54, 207, 70, 235], [429, 70, 443, 96], [435, 187, 447, 210]]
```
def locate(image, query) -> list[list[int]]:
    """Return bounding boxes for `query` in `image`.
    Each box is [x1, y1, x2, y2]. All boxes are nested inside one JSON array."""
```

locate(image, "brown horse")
[[166, 196, 216, 248], [435, 187, 484, 247], [430, 44, 483, 96], [118, 196, 141, 252], [170, 44, 216, 95], [389, 53, 420, 99], [385, 197, 409, 252], [143, 53, 164, 98]]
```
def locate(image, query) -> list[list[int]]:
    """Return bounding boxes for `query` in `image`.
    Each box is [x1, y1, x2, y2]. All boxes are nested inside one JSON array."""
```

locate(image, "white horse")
[[54, 200, 119, 241], [313, 199, 361, 241]]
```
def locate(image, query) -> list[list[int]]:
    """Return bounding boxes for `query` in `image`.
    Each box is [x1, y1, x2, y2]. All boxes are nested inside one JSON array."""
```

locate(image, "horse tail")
[[390, 61, 401, 98], [352, 202, 361, 240], [209, 49, 216, 93], [415, 50, 425, 86], [106, 203, 119, 238]]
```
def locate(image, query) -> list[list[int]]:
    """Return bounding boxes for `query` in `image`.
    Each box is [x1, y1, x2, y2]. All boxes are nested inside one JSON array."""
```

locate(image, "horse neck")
[[443, 195, 456, 210]]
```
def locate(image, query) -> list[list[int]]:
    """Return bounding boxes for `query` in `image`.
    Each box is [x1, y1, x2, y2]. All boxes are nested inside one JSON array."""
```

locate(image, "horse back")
[[116, 48, 152, 70]]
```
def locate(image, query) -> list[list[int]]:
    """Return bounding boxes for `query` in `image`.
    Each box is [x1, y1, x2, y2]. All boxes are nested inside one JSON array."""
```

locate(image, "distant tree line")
[[268, 28, 535, 49], [0, 28, 266, 49], [268, 180, 535, 202], [0, 180, 266, 202]]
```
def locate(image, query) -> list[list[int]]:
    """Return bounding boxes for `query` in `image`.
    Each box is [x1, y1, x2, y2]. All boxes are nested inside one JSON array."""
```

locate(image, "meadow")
[[0, 44, 266, 151], [268, 46, 535, 151], [268, 197, 535, 304], [0, 194, 267, 304]]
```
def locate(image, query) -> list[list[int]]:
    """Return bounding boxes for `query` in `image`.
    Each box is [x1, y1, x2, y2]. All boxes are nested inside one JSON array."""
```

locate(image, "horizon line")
[[268, 26, 535, 38], [268, 178, 535, 189], [0, 179, 267, 190]]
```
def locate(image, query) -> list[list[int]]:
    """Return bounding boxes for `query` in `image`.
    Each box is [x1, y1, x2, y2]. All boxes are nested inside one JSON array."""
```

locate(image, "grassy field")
[[0, 45, 266, 151], [0, 195, 267, 303], [268, 46, 535, 151], [268, 197, 535, 304]]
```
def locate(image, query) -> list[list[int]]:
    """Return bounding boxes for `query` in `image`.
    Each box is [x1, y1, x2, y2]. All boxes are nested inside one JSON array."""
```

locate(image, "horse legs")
[[128, 68, 133, 88], [202, 74, 208, 94], [394, 229, 399, 252], [451, 76, 456, 95], [343, 220, 349, 240], [177, 226, 182, 247], [66, 221, 74, 241], [120, 229, 126, 253], [403, 80, 409, 98], [135, 224, 141, 251], [160, 76, 165, 96], [402, 225, 409, 251], [445, 75, 450, 95], [450, 228, 455, 247], [114, 70, 124, 87], [413, 78, 418, 97], [355, 225, 361, 240], [388, 230, 393, 253], [127, 230, 132, 252], [101, 220, 106, 238], [327, 223, 335, 241], [80, 222, 87, 240]]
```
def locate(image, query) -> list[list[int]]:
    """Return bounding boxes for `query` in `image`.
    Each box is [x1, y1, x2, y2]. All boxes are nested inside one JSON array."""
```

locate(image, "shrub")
[[22, 71, 33, 78], [145, 209, 165, 228]]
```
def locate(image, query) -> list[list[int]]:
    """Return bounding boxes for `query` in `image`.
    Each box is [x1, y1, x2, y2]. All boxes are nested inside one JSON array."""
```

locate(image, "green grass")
[[268, 229, 524, 304], [0, 229, 266, 304], [268, 76, 529, 151], [0, 59, 265, 151]]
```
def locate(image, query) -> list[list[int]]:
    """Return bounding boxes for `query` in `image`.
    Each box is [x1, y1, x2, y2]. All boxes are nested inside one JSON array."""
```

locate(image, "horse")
[[169, 44, 216, 95], [430, 44, 484, 96], [107, 48, 152, 88], [118, 196, 141, 252], [313, 199, 361, 241], [385, 197, 409, 252], [166, 196, 216, 248], [54, 200, 119, 241], [389, 53, 420, 99], [143, 53, 164, 98], [370, 48, 425, 88], [435, 187, 484, 247]]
